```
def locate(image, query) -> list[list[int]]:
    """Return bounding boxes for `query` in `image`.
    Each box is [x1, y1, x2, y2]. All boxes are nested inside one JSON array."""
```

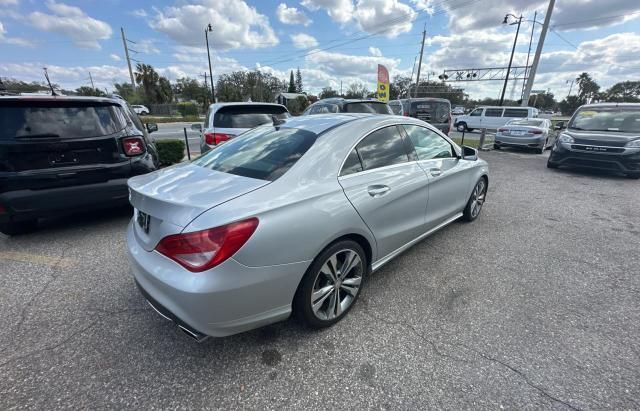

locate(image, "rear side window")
[[0, 101, 126, 140], [344, 102, 392, 114], [355, 126, 409, 171], [340, 149, 363, 176], [503, 108, 529, 117], [213, 105, 288, 128], [193, 125, 316, 181], [485, 108, 503, 117]]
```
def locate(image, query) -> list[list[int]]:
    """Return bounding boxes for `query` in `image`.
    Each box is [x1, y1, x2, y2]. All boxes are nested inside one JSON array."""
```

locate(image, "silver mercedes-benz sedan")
[[126, 114, 489, 341]]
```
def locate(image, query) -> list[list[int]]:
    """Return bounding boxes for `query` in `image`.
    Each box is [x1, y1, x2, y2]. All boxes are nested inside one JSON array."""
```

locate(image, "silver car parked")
[[494, 118, 554, 154], [127, 114, 489, 340]]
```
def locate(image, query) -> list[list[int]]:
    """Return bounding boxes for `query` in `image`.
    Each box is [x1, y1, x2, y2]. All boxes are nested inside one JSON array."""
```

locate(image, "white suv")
[[132, 105, 150, 115], [454, 106, 539, 132]]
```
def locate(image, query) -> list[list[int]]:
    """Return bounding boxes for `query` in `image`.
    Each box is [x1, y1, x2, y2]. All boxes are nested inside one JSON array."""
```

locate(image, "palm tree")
[[134, 63, 159, 103]]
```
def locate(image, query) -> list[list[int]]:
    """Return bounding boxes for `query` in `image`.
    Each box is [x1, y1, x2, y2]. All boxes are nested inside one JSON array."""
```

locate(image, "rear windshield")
[[0, 100, 126, 140], [411, 101, 450, 122], [213, 105, 289, 128], [344, 102, 392, 114], [193, 125, 316, 181], [508, 119, 544, 127], [388, 102, 403, 115], [569, 107, 640, 133]]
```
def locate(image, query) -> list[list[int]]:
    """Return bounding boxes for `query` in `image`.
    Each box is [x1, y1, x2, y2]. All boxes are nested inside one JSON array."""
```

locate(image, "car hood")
[[563, 129, 640, 145], [128, 162, 269, 228]]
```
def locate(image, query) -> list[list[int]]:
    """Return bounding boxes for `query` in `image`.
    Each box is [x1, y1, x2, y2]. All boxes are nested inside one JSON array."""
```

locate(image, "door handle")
[[367, 185, 390, 197], [429, 168, 442, 177]]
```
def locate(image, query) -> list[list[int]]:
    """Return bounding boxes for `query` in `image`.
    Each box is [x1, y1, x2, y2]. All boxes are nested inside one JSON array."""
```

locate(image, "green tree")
[[344, 81, 368, 99], [558, 95, 583, 116], [389, 75, 412, 100], [288, 70, 296, 93], [319, 86, 339, 99], [75, 86, 106, 97], [134, 63, 173, 104], [295, 68, 303, 93], [576, 72, 600, 102], [215, 70, 286, 103], [527, 91, 556, 110], [604, 81, 640, 102], [413, 80, 466, 105]]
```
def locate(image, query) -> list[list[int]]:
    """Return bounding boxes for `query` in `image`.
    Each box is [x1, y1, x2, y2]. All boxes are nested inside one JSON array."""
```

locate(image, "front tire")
[[462, 178, 487, 222], [294, 240, 366, 329], [547, 159, 558, 169], [493, 143, 501, 150], [456, 122, 467, 132]]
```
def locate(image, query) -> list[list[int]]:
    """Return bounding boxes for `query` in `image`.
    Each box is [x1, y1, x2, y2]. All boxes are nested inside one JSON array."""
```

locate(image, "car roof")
[[579, 102, 640, 108], [0, 95, 122, 103], [314, 98, 387, 105], [279, 113, 372, 134], [208, 102, 287, 110], [404, 97, 450, 103]]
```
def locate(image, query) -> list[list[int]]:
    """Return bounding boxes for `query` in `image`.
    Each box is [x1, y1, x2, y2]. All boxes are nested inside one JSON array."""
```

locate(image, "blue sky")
[[1, 0, 639, 99]]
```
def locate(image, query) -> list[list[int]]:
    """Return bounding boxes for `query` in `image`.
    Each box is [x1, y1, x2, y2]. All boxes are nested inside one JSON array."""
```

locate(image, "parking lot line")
[[0, 251, 75, 269]]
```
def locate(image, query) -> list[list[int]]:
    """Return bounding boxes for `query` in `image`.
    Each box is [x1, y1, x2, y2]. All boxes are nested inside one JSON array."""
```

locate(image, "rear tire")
[[294, 240, 367, 329], [456, 122, 467, 132], [0, 220, 37, 236], [493, 144, 501, 150], [626, 173, 640, 179], [462, 178, 487, 222], [537, 146, 545, 154], [547, 159, 558, 169]]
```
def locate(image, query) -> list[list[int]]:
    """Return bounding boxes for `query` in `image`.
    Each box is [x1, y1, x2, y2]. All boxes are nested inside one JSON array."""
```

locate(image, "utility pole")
[[205, 24, 215, 102], [521, 0, 555, 106], [409, 55, 417, 96], [340, 80, 342, 96], [521, 11, 537, 102], [89, 71, 95, 89], [121, 27, 135, 88], [499, 15, 522, 106], [200, 73, 210, 105], [414, 26, 426, 98], [566, 79, 575, 97]]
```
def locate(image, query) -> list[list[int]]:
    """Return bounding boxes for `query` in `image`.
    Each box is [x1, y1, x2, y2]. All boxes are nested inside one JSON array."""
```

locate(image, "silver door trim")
[[371, 212, 463, 272]]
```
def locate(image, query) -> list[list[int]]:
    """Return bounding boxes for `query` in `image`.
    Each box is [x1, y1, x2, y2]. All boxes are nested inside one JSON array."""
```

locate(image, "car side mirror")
[[462, 145, 477, 160], [554, 121, 565, 130], [146, 123, 158, 134], [191, 123, 202, 131]]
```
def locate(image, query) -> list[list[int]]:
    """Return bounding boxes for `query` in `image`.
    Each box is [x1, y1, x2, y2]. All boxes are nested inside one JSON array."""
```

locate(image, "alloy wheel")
[[470, 179, 486, 218], [310, 249, 363, 321]]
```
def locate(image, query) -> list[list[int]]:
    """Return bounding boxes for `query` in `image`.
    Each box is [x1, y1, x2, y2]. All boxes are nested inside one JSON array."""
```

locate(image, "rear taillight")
[[122, 137, 146, 156], [498, 128, 508, 132], [403, 112, 409, 116], [155, 218, 259, 272], [0, 204, 6, 215], [532, 130, 543, 134], [204, 132, 231, 145]]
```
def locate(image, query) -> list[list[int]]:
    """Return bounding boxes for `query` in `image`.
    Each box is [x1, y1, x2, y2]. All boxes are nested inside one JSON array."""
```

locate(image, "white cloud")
[[301, 0, 354, 24], [302, 0, 416, 37], [443, 0, 640, 34], [130, 9, 147, 18], [110, 54, 121, 62], [411, 0, 433, 13], [0, 62, 129, 91], [276, 3, 312, 26], [135, 39, 160, 54], [0, 0, 19, 5], [368, 46, 382, 56], [150, 0, 278, 49], [0, 20, 33, 47], [27, 1, 112, 49], [291, 33, 318, 49], [306, 49, 400, 77]]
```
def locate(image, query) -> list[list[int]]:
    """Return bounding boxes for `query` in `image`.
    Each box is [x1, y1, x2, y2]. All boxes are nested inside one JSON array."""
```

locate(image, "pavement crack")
[[360, 303, 581, 410], [452, 342, 582, 411]]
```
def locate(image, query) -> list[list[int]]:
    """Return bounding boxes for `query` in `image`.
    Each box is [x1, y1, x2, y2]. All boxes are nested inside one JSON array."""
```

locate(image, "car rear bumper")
[[126, 222, 310, 338], [548, 144, 640, 173], [0, 178, 130, 223], [495, 135, 545, 148]]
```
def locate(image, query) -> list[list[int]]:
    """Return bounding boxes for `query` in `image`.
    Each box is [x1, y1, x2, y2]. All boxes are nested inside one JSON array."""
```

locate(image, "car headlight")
[[558, 133, 574, 144], [625, 139, 640, 148]]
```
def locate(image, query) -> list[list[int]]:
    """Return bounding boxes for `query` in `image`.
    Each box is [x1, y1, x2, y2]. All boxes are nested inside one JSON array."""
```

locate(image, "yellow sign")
[[377, 64, 389, 103]]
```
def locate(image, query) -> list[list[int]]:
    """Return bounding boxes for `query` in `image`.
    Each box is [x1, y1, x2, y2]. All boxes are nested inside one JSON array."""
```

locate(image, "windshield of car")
[[410, 101, 450, 122], [507, 119, 545, 127], [0, 100, 127, 140], [193, 125, 317, 181], [344, 102, 392, 114], [569, 107, 640, 133], [213, 105, 289, 128]]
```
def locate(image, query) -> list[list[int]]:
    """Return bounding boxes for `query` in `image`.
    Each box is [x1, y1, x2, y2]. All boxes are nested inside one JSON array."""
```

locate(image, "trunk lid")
[[128, 163, 269, 250], [501, 126, 543, 136]]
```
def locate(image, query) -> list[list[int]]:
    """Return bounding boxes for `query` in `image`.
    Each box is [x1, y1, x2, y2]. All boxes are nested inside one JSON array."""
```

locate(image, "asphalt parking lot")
[[1, 150, 638, 409]]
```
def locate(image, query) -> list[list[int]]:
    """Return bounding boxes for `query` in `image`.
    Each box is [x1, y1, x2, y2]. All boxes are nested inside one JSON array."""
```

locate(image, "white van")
[[454, 106, 539, 132]]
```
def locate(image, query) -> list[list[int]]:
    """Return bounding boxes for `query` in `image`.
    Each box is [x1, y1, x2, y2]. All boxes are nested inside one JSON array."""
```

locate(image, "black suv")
[[547, 103, 640, 179], [302, 98, 393, 115], [0, 95, 160, 235], [400, 98, 452, 135]]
